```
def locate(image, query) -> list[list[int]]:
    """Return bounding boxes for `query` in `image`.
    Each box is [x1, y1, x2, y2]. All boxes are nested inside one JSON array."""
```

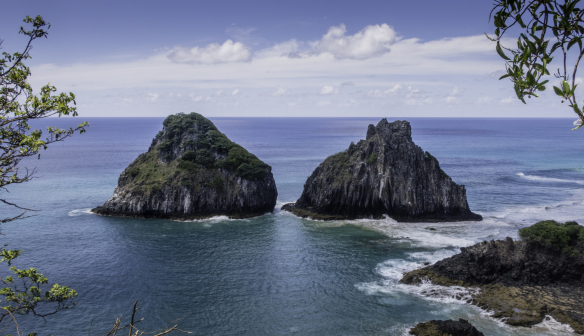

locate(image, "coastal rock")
[[282, 119, 481, 222], [93, 112, 277, 219], [400, 223, 584, 333], [409, 319, 484, 336]]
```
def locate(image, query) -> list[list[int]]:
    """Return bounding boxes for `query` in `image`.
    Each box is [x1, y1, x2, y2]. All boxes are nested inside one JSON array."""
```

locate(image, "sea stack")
[[93, 112, 277, 219], [282, 119, 481, 222]]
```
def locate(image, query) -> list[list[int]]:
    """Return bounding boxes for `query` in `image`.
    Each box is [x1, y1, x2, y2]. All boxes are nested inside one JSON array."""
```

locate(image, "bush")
[[195, 149, 215, 168], [177, 160, 199, 172], [204, 173, 224, 191], [519, 220, 584, 255], [367, 153, 378, 164], [218, 145, 271, 180], [127, 167, 140, 177], [181, 150, 197, 162]]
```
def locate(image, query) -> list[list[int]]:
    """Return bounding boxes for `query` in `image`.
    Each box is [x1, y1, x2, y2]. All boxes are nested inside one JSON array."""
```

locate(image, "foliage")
[[155, 113, 271, 180], [348, 141, 356, 154], [367, 153, 378, 164], [519, 220, 584, 254], [204, 173, 224, 191], [218, 145, 271, 180], [488, 0, 584, 128], [1, 15, 88, 223], [0, 15, 86, 334]]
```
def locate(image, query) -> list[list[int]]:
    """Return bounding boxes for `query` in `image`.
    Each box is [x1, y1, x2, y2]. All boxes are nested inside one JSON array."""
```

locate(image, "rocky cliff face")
[[282, 119, 481, 222], [93, 113, 277, 219]]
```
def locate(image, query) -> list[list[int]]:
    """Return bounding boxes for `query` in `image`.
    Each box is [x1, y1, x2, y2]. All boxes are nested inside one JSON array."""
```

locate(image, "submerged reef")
[[283, 119, 481, 222], [93, 112, 277, 219], [401, 220, 584, 333]]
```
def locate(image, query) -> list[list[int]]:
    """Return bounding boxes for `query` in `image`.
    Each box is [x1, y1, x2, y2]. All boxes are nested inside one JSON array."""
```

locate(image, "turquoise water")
[[1, 117, 583, 335]]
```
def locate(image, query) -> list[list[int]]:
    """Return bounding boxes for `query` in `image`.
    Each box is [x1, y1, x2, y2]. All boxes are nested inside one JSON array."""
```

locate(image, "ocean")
[[1, 117, 583, 335]]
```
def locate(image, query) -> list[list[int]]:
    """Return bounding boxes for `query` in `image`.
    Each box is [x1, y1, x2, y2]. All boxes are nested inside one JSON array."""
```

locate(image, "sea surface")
[[1, 117, 583, 335]]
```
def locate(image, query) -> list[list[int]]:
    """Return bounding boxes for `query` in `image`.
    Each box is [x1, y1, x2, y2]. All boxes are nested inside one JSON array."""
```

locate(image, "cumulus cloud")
[[168, 40, 251, 64], [232, 88, 239, 95], [319, 85, 338, 95], [272, 87, 289, 97], [500, 96, 516, 104], [315, 24, 396, 60]]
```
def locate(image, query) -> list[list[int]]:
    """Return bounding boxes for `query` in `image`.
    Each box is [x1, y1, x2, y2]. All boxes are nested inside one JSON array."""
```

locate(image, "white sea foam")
[[517, 172, 584, 185], [68, 208, 94, 216]]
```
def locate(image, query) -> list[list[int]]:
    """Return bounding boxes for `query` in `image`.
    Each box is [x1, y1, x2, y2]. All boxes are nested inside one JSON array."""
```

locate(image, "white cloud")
[[319, 85, 338, 95], [500, 96, 516, 104], [147, 93, 159, 102], [232, 88, 239, 95], [367, 84, 402, 98], [444, 96, 458, 104], [478, 96, 493, 104], [255, 40, 301, 58], [450, 86, 465, 97], [168, 40, 251, 64], [272, 87, 289, 97], [316, 100, 332, 106], [316, 24, 396, 60]]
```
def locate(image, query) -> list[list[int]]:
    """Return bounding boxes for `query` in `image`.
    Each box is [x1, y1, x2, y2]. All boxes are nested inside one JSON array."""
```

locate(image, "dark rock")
[[282, 119, 482, 222], [93, 112, 277, 219], [409, 319, 484, 336], [426, 238, 584, 287], [400, 232, 584, 333]]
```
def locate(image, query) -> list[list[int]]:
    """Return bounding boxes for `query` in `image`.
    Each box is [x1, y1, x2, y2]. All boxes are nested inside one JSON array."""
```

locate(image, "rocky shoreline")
[[401, 221, 584, 333], [283, 119, 482, 222]]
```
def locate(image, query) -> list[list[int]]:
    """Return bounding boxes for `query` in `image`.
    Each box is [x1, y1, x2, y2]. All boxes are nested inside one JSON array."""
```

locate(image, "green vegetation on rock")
[[150, 112, 272, 181], [519, 220, 584, 255], [367, 153, 378, 164]]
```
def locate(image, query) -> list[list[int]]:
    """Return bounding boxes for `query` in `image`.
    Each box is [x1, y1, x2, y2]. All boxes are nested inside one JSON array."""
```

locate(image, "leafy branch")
[[488, 0, 584, 129]]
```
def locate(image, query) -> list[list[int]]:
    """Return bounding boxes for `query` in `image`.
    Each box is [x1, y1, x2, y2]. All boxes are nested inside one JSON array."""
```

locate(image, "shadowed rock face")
[[409, 319, 484, 336], [93, 112, 277, 219], [282, 119, 481, 222]]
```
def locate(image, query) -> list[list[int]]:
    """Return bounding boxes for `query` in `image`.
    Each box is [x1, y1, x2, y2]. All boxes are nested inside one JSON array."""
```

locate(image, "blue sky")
[[2, 1, 574, 118]]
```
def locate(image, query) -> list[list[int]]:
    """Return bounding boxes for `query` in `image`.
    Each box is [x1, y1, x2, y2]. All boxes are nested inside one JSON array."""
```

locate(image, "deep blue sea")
[[1, 117, 583, 335]]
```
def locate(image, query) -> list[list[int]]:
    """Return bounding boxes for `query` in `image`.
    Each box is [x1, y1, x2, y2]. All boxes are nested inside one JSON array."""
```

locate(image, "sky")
[[1, 0, 575, 118]]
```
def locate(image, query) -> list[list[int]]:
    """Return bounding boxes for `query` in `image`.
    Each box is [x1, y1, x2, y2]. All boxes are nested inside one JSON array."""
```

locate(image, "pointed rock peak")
[[366, 124, 376, 140], [373, 119, 412, 142]]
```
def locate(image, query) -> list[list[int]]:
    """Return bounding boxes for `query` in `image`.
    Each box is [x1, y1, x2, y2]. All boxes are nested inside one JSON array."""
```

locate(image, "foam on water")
[[517, 172, 584, 185], [67, 208, 94, 216]]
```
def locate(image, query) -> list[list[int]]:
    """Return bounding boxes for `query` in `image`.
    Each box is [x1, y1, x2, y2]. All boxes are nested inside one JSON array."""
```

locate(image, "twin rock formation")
[[94, 114, 480, 222]]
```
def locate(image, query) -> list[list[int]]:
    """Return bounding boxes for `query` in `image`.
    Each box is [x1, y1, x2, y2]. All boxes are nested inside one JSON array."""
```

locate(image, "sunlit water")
[[1, 117, 583, 335]]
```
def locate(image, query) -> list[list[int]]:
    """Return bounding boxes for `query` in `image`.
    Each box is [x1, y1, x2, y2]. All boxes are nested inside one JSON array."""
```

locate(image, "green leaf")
[[563, 80, 571, 94], [496, 42, 511, 60], [499, 74, 511, 80], [554, 86, 564, 96]]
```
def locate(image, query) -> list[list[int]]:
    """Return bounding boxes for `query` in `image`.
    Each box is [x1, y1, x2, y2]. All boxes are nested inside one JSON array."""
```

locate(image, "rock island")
[[93, 112, 277, 219], [283, 119, 482, 222]]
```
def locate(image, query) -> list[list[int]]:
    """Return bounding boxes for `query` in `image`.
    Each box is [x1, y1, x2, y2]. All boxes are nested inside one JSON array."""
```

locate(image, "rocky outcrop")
[[409, 319, 484, 336], [282, 119, 481, 222], [93, 112, 277, 219], [406, 238, 584, 287], [401, 222, 584, 333]]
